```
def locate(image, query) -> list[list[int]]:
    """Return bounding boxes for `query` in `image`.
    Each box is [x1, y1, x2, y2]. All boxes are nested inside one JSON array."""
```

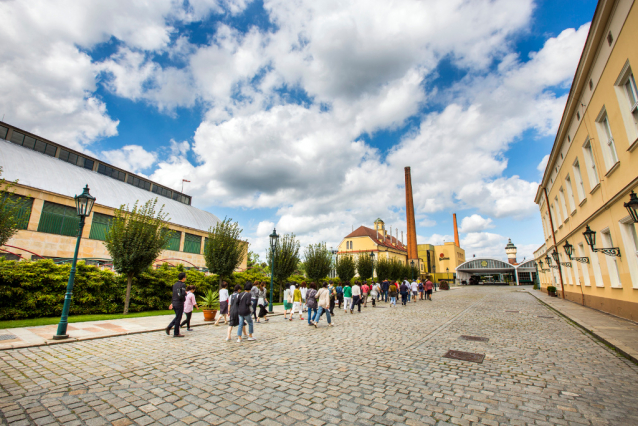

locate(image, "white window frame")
[[560, 253, 573, 284], [572, 159, 586, 201], [572, 245, 581, 286], [600, 228, 622, 288], [578, 243, 591, 286], [613, 60, 638, 143], [595, 108, 619, 170], [618, 217, 638, 288], [558, 187, 569, 221], [582, 138, 600, 189], [564, 175, 576, 213], [588, 242, 605, 287], [554, 197, 562, 224], [550, 204, 558, 231]]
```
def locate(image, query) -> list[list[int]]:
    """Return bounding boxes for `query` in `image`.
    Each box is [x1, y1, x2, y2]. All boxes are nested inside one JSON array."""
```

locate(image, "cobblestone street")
[[1, 286, 637, 426]]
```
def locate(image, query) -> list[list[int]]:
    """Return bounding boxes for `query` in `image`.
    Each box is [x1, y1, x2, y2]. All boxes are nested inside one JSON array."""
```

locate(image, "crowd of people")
[[165, 272, 437, 341]]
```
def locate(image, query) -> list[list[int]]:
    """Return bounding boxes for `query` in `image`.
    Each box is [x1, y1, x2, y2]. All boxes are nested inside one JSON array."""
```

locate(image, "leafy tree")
[[104, 199, 170, 314], [204, 218, 245, 288], [267, 233, 301, 302], [375, 257, 391, 282], [335, 254, 356, 284], [247, 251, 260, 268], [389, 259, 404, 281], [304, 243, 333, 284], [356, 253, 375, 282], [0, 166, 25, 247]]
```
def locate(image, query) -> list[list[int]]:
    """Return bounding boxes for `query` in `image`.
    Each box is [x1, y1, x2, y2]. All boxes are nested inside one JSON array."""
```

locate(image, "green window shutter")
[[204, 237, 209, 253], [37, 202, 80, 237], [184, 233, 202, 254], [165, 231, 181, 251], [1, 194, 33, 230], [89, 213, 113, 241]]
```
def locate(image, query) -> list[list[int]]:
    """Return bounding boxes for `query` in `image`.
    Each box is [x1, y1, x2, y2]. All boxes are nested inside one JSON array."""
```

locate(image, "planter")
[[548, 292, 557, 297], [203, 309, 217, 321]]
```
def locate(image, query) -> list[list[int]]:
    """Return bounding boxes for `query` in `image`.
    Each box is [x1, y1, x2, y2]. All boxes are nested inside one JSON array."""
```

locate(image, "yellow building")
[[417, 244, 435, 277], [432, 242, 466, 282], [0, 121, 247, 271], [534, 0, 638, 321], [338, 219, 408, 265]]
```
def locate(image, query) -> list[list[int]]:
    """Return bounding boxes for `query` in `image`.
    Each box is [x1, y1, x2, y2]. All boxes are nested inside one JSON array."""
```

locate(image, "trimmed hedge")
[[0, 259, 217, 320]]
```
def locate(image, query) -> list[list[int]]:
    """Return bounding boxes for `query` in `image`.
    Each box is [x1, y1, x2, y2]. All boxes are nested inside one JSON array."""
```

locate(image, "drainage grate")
[[537, 315, 554, 319], [0, 335, 17, 341], [460, 335, 489, 342], [505, 310, 520, 313], [443, 350, 485, 363]]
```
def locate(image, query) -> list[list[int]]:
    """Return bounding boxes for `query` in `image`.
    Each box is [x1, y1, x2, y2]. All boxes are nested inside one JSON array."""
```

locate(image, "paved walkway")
[[0, 306, 287, 350], [1, 286, 637, 426], [526, 288, 638, 363]]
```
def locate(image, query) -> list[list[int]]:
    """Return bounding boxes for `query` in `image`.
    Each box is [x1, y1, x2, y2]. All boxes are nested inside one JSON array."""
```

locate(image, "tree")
[[247, 251, 260, 268], [104, 199, 170, 314], [267, 233, 301, 302], [0, 167, 25, 247], [335, 254, 356, 284], [389, 259, 404, 281], [204, 218, 245, 288], [356, 253, 374, 282], [304, 243, 333, 284], [375, 257, 391, 282]]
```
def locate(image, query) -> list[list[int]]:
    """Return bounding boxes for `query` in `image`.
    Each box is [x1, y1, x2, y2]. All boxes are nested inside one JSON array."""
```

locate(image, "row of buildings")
[[534, 0, 638, 321], [0, 121, 247, 271]]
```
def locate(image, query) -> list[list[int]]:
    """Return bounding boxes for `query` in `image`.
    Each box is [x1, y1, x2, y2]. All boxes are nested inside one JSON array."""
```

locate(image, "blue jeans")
[[238, 315, 253, 336], [383, 290, 388, 301], [314, 306, 331, 324], [307, 307, 317, 325], [390, 297, 396, 306]]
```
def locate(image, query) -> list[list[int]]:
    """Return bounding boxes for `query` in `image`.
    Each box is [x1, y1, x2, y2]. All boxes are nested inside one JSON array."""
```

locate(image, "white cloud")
[[461, 232, 507, 259], [459, 214, 494, 233], [101, 145, 157, 173], [537, 154, 550, 173]]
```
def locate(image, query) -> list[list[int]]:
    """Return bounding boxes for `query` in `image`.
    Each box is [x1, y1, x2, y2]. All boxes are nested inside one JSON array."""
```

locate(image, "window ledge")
[[605, 161, 620, 177], [571, 209, 577, 216], [590, 183, 601, 195], [579, 198, 587, 207], [628, 136, 638, 152], [611, 285, 623, 289], [564, 217, 569, 223], [558, 224, 564, 230]]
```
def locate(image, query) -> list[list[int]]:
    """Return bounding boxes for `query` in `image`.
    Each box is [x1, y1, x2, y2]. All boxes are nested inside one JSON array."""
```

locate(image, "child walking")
[[290, 284, 304, 320], [283, 284, 293, 320], [215, 281, 229, 326], [180, 285, 198, 331]]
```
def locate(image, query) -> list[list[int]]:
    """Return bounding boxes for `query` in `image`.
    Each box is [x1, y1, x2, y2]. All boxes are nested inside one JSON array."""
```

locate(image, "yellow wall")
[[434, 242, 466, 275], [535, 0, 638, 320]]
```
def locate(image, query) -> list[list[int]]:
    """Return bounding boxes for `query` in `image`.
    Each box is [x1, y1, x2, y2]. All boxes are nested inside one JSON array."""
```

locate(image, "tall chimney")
[[453, 213, 460, 247], [404, 167, 418, 261]]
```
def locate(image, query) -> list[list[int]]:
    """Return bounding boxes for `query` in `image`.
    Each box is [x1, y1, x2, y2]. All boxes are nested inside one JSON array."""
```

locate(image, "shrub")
[[439, 281, 450, 290], [547, 286, 557, 293]]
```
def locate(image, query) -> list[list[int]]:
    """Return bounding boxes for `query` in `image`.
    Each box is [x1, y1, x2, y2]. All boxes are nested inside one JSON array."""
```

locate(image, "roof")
[[343, 226, 407, 252], [0, 139, 220, 232]]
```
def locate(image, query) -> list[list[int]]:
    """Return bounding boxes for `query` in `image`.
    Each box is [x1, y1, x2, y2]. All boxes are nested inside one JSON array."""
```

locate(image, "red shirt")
[[362, 284, 370, 293], [425, 281, 433, 291]]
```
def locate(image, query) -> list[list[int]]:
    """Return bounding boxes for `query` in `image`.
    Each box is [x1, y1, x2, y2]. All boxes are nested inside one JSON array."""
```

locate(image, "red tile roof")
[[342, 226, 407, 252]]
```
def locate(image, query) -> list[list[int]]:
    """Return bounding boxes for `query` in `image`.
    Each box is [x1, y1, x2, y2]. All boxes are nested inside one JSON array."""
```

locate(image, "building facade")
[[338, 219, 408, 265], [0, 121, 247, 271], [534, 0, 638, 321]]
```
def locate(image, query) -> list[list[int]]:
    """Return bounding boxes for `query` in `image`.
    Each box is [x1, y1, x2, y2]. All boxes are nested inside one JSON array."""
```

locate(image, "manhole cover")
[[505, 310, 520, 313], [537, 315, 554, 319], [460, 335, 489, 342], [0, 335, 17, 341], [443, 350, 485, 363]]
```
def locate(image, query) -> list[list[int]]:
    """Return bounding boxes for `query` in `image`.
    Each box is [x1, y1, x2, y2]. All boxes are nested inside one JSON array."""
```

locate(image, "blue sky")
[[0, 0, 598, 260]]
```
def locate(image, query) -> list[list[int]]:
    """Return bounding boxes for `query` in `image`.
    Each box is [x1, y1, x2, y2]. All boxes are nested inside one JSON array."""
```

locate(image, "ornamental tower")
[[505, 239, 517, 265]]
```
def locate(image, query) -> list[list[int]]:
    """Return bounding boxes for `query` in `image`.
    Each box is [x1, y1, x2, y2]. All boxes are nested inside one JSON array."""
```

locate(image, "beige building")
[[338, 219, 408, 265], [534, 0, 638, 321], [0, 121, 247, 271]]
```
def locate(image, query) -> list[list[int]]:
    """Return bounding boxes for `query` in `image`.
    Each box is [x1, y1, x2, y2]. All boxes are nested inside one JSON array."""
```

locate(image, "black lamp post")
[[625, 190, 638, 223], [583, 225, 621, 257], [268, 228, 279, 313], [563, 239, 589, 264], [53, 185, 96, 340], [446, 267, 450, 282]]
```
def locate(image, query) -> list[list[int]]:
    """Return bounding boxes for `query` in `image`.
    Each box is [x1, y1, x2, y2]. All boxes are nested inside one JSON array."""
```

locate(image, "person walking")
[[399, 280, 409, 306], [418, 280, 424, 300], [300, 282, 308, 312], [336, 282, 344, 309], [425, 278, 433, 301], [343, 282, 352, 312], [237, 283, 256, 342], [313, 282, 334, 327], [256, 282, 269, 323], [215, 281, 229, 326], [382, 279, 389, 302], [166, 272, 187, 338], [403, 278, 411, 303], [179, 285, 198, 331], [328, 280, 336, 315], [305, 283, 318, 326], [283, 283, 293, 320], [370, 281, 378, 307], [250, 280, 260, 321], [388, 281, 397, 307], [290, 284, 304, 320], [350, 281, 361, 314], [361, 281, 370, 308], [411, 280, 419, 303], [226, 284, 243, 341]]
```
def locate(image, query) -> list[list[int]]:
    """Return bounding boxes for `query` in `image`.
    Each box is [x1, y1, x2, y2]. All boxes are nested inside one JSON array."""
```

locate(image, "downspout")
[[543, 187, 566, 299]]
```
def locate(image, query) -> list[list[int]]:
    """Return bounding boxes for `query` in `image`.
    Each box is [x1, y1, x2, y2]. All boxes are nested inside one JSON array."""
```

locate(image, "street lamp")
[[583, 225, 621, 257], [446, 267, 450, 282], [563, 239, 589, 264], [624, 190, 638, 223], [53, 185, 96, 340], [268, 228, 279, 313]]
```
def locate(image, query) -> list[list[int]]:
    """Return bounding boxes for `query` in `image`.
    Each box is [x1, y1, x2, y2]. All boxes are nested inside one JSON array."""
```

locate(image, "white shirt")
[[284, 289, 290, 302], [352, 285, 361, 296], [301, 287, 307, 299], [411, 282, 418, 292], [219, 288, 229, 303]]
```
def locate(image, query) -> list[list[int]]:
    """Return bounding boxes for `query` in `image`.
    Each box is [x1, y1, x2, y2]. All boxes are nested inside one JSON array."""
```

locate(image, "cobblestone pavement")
[[1, 286, 637, 426]]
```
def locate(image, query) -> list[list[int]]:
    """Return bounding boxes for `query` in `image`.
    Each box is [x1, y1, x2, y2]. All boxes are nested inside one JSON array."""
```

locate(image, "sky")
[[0, 0, 599, 262]]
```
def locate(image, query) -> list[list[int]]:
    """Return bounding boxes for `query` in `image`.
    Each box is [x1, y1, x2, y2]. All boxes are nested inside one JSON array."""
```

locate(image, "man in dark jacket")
[[237, 282, 256, 342], [381, 280, 390, 302], [166, 272, 187, 337]]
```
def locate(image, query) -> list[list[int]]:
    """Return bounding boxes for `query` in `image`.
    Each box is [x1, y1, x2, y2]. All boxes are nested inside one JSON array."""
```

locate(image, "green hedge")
[[0, 259, 218, 320]]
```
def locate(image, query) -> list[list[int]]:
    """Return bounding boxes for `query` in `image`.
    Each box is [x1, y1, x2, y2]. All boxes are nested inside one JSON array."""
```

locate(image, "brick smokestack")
[[453, 213, 460, 247], [404, 167, 418, 260]]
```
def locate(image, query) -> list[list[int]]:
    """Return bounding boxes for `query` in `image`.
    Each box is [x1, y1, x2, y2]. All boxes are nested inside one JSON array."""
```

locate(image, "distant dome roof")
[[505, 239, 517, 249]]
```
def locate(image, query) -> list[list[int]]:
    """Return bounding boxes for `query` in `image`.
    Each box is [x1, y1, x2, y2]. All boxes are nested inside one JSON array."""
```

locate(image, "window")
[[37, 202, 80, 237], [127, 175, 151, 191], [1, 194, 33, 230], [596, 111, 619, 169], [564, 176, 576, 212], [619, 219, 638, 288], [560, 253, 573, 284], [577, 243, 591, 286], [558, 188, 569, 221], [601, 229, 621, 288], [152, 184, 173, 199], [572, 160, 586, 201], [625, 74, 638, 116], [9, 131, 57, 157], [58, 149, 94, 170], [165, 231, 181, 251], [184, 233, 202, 254], [553, 197, 562, 224], [88, 213, 113, 241], [0, 125, 8, 139], [588, 241, 605, 287], [572, 245, 581, 286], [97, 163, 126, 181], [614, 63, 638, 144], [582, 139, 599, 189], [550, 204, 558, 231]]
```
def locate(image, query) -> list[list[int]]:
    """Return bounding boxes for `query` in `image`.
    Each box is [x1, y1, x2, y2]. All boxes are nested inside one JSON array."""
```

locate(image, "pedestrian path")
[[0, 305, 287, 350], [527, 288, 638, 363]]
